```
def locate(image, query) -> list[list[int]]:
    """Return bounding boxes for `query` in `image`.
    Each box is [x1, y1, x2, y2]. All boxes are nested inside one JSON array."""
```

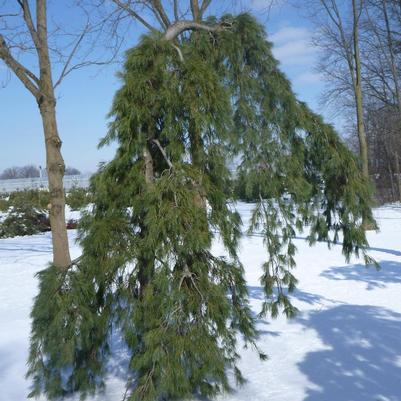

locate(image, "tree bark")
[[352, 0, 369, 181], [355, 82, 369, 179], [164, 20, 227, 41], [352, 0, 375, 227], [36, 0, 71, 267], [138, 136, 155, 297], [39, 98, 71, 268], [190, 0, 201, 21], [143, 145, 154, 185]]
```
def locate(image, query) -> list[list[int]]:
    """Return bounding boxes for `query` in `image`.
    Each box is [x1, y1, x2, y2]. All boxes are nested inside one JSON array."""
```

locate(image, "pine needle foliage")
[[27, 13, 375, 401]]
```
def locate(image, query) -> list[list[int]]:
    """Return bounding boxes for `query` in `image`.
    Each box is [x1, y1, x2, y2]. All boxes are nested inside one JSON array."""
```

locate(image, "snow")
[[65, 205, 83, 221], [1, 203, 401, 401]]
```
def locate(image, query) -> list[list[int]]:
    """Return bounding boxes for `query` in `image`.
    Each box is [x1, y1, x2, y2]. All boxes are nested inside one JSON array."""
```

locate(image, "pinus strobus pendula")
[[27, 13, 375, 401]]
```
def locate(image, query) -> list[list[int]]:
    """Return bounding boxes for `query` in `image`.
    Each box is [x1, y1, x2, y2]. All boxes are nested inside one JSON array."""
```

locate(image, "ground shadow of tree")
[[298, 304, 401, 401], [321, 260, 401, 290]]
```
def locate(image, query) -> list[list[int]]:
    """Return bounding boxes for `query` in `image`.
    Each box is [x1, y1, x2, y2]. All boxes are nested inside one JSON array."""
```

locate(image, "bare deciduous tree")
[[365, 104, 400, 202], [0, 1, 73, 267], [0, 166, 21, 179], [64, 166, 81, 176], [304, 0, 370, 182], [362, 0, 401, 201], [0, 1, 117, 267]]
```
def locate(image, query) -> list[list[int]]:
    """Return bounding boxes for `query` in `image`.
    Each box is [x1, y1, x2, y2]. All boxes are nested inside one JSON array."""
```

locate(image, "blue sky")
[[0, 0, 327, 173]]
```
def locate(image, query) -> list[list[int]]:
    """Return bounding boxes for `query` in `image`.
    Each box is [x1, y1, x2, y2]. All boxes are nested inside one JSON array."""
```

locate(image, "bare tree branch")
[[173, 0, 179, 21], [53, 20, 91, 89], [152, 138, 173, 168], [111, 0, 158, 32], [199, 0, 212, 18], [150, 0, 171, 29], [0, 12, 19, 17], [0, 34, 39, 97], [164, 19, 232, 41], [190, 0, 200, 21], [17, 0, 40, 50]]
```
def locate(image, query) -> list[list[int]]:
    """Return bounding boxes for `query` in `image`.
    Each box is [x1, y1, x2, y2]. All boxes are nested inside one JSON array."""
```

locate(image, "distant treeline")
[[0, 165, 81, 180]]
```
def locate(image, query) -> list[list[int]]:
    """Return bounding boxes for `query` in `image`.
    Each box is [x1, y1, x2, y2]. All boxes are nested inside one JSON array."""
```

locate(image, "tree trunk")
[[382, 0, 401, 202], [395, 151, 401, 202], [388, 167, 396, 202], [138, 140, 155, 297], [352, 0, 374, 228], [34, 1, 71, 267], [355, 86, 369, 179], [189, 118, 206, 209], [385, 152, 396, 201], [39, 98, 71, 268], [352, 0, 369, 181], [143, 145, 154, 185]]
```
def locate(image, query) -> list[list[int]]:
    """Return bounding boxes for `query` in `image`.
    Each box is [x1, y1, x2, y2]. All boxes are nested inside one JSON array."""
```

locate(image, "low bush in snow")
[[66, 187, 92, 211], [0, 188, 88, 238], [0, 205, 50, 238]]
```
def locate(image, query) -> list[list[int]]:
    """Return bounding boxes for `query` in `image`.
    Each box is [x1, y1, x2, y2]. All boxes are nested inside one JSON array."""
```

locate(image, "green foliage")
[[0, 187, 91, 238], [232, 170, 260, 202], [28, 12, 375, 401], [66, 187, 92, 211], [0, 194, 8, 212], [0, 205, 49, 238], [8, 189, 50, 210], [0, 190, 50, 238], [27, 265, 109, 399]]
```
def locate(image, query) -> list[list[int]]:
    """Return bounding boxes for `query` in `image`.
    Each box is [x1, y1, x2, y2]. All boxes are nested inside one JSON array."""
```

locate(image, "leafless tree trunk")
[[313, 0, 370, 179], [352, 0, 370, 181], [362, 0, 401, 201], [1, 0, 118, 266], [0, 1, 71, 267], [306, 0, 374, 220], [381, 0, 401, 200], [304, 0, 371, 183]]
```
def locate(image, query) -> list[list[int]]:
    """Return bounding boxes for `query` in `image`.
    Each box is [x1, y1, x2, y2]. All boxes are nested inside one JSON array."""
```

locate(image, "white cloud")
[[296, 71, 324, 84], [270, 26, 310, 44], [270, 26, 317, 66]]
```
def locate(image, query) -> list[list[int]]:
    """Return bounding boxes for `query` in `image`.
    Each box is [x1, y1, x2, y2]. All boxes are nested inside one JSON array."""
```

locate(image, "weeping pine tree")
[[27, 13, 375, 401]]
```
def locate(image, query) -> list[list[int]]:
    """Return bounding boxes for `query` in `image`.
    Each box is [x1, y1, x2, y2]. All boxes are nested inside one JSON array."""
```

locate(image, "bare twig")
[[17, 0, 40, 50], [53, 20, 91, 89], [111, 0, 158, 33]]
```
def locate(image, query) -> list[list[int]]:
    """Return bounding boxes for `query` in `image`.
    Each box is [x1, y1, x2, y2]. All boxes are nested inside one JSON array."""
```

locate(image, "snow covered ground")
[[1, 203, 401, 401]]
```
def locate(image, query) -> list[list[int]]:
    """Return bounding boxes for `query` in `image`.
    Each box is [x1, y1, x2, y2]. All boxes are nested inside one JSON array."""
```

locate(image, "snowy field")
[[1, 203, 401, 401]]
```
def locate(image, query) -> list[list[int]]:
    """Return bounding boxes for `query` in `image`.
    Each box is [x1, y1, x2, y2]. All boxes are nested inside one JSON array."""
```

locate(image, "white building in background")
[[0, 174, 91, 194]]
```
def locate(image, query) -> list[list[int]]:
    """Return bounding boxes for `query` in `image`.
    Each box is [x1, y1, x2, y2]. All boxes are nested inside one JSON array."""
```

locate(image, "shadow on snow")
[[248, 262, 401, 401], [321, 260, 401, 290], [297, 304, 401, 401]]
